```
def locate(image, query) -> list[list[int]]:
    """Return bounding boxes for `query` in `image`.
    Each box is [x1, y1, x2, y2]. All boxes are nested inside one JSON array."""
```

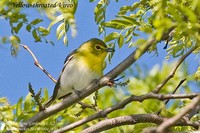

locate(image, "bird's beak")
[[105, 48, 115, 52]]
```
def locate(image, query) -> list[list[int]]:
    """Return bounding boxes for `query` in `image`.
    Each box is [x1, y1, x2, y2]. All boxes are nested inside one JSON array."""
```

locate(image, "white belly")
[[56, 58, 99, 98]]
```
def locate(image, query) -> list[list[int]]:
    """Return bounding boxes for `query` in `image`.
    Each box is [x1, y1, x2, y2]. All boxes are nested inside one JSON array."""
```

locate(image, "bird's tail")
[[43, 96, 54, 108]]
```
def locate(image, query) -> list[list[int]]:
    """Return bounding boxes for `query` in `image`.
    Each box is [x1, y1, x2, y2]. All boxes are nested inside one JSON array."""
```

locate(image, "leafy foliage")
[[0, 0, 200, 132], [92, 0, 200, 59], [1, 63, 198, 132], [195, 66, 200, 80], [0, 0, 78, 55], [0, 98, 19, 132]]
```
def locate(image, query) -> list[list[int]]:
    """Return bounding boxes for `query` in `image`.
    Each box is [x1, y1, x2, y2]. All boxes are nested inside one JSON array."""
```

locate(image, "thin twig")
[[156, 95, 200, 133], [51, 93, 199, 132], [153, 46, 198, 93], [157, 78, 187, 115], [20, 44, 57, 83], [164, 78, 187, 105]]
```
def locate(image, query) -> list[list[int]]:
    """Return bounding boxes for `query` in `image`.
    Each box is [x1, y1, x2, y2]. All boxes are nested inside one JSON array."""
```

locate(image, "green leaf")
[[63, 35, 68, 45], [16, 97, 23, 117], [183, 7, 197, 23], [32, 29, 41, 42], [56, 23, 65, 37], [94, 3, 102, 14], [10, 35, 21, 44], [125, 28, 133, 38], [94, 8, 104, 22], [167, 4, 183, 22], [98, 26, 105, 35], [16, 22, 23, 33], [48, 14, 66, 30], [104, 32, 120, 43], [43, 88, 49, 101], [38, 26, 49, 36], [101, 21, 117, 28], [118, 35, 124, 48], [16, 14, 27, 20], [139, 25, 153, 33], [9, 17, 18, 23], [120, 6, 131, 11], [118, 6, 131, 15], [57, 30, 65, 40], [10, 35, 20, 56], [131, 38, 146, 47], [118, 10, 128, 15], [121, 15, 140, 25], [12, 23, 23, 34], [130, 2, 140, 11], [128, 41, 134, 47], [30, 19, 43, 25], [101, 22, 124, 29], [96, 14, 104, 24], [125, 35, 132, 44], [24, 93, 32, 111], [191, 0, 200, 10], [195, 67, 200, 80], [111, 19, 132, 27], [26, 24, 31, 32]]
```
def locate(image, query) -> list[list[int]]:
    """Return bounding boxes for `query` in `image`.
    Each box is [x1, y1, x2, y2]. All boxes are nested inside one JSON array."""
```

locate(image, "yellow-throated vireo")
[[44, 38, 115, 107]]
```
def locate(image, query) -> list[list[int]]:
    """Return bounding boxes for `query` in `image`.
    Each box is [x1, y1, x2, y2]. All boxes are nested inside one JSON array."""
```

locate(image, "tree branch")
[[19, 37, 154, 132], [153, 45, 198, 93], [52, 93, 199, 132], [80, 113, 199, 133], [21, 44, 57, 83], [156, 95, 200, 133]]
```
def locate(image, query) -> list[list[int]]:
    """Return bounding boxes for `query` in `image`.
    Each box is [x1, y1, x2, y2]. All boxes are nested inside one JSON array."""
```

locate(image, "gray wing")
[[52, 49, 77, 99], [44, 50, 77, 107]]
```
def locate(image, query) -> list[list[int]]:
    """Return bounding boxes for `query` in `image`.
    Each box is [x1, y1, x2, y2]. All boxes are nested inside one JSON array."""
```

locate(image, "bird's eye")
[[95, 45, 101, 50]]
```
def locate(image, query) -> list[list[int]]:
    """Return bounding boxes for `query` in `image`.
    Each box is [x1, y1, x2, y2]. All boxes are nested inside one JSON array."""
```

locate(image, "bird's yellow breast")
[[78, 54, 105, 76]]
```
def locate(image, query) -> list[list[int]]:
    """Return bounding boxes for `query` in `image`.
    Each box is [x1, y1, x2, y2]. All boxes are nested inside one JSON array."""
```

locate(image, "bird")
[[44, 38, 115, 107]]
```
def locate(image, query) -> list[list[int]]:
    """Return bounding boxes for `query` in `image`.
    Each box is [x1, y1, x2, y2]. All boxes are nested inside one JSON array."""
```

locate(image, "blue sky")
[[0, 1, 199, 105]]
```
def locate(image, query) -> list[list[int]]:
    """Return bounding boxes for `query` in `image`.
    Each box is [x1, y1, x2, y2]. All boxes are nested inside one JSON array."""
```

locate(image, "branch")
[[185, 102, 200, 120], [156, 95, 200, 133], [164, 78, 187, 105], [157, 78, 187, 115], [80, 114, 199, 133], [52, 93, 199, 132], [153, 45, 198, 93], [19, 37, 154, 132], [21, 44, 57, 83]]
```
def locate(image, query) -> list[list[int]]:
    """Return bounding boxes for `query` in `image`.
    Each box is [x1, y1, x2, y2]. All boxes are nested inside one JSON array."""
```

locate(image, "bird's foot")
[[107, 76, 128, 87], [107, 80, 115, 87]]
